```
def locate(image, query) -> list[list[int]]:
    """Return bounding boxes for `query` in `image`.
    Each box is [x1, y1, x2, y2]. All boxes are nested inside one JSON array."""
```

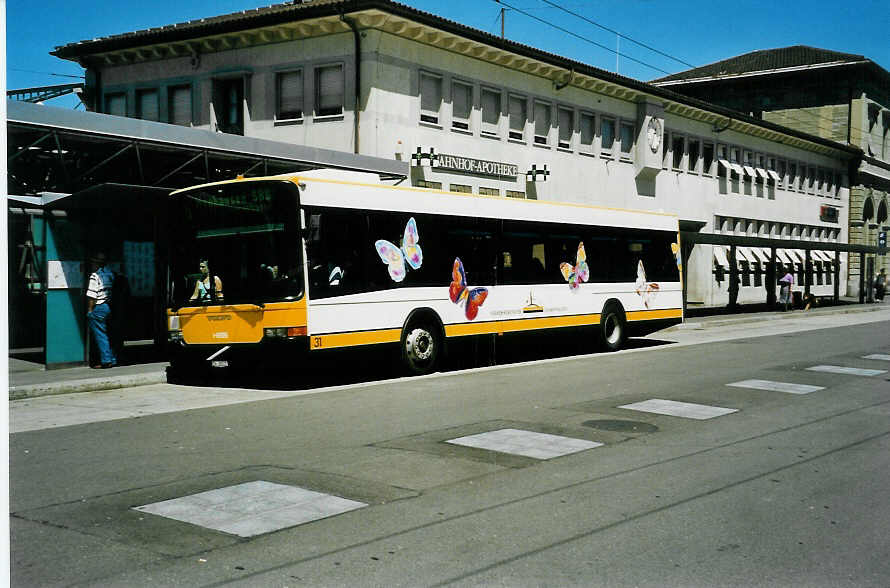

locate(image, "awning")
[[719, 159, 743, 175], [713, 245, 729, 267], [756, 168, 770, 179], [775, 249, 791, 263], [748, 248, 770, 263], [767, 169, 781, 181], [736, 247, 755, 263], [784, 249, 803, 263], [743, 165, 757, 177]]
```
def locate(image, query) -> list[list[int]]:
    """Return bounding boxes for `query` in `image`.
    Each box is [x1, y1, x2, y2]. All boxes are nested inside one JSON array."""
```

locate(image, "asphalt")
[[8, 297, 888, 400]]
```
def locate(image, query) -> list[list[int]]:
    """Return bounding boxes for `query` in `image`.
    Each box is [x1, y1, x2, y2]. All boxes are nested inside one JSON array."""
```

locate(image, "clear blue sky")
[[7, 0, 890, 106]]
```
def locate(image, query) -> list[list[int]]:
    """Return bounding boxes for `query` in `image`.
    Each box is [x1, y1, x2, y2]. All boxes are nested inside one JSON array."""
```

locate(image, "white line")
[[618, 399, 737, 420], [863, 354, 890, 361], [726, 379, 824, 395], [806, 365, 887, 377]]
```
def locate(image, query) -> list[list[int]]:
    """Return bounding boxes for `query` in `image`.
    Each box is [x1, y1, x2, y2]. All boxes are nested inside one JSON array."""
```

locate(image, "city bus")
[[165, 169, 682, 377]]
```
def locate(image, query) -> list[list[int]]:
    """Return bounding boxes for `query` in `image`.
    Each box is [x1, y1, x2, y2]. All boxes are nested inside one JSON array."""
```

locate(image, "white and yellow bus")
[[165, 169, 682, 376]]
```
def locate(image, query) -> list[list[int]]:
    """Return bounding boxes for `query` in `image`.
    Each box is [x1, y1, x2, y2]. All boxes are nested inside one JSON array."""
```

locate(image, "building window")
[[213, 78, 245, 135], [508, 94, 526, 141], [414, 179, 442, 189], [276, 70, 303, 121], [807, 166, 816, 193], [481, 87, 501, 137], [579, 112, 595, 154], [452, 80, 472, 131], [450, 184, 472, 193], [316, 64, 344, 118], [687, 138, 700, 172], [558, 107, 573, 149], [105, 93, 126, 116], [702, 142, 714, 176], [168, 85, 192, 126], [789, 162, 798, 191], [601, 117, 615, 155], [534, 100, 551, 145], [419, 71, 442, 124], [619, 121, 634, 159], [672, 134, 685, 169], [506, 190, 526, 199], [777, 159, 787, 188], [137, 89, 159, 122], [479, 187, 500, 196]]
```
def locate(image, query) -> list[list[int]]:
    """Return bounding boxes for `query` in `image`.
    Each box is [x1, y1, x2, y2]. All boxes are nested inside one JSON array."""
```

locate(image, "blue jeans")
[[88, 303, 117, 366]]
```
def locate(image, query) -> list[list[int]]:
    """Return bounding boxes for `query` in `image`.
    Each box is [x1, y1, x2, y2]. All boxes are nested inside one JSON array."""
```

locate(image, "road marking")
[[806, 365, 887, 377], [863, 354, 890, 361], [726, 379, 824, 395], [446, 428, 603, 460], [618, 399, 737, 420], [134, 481, 366, 538]]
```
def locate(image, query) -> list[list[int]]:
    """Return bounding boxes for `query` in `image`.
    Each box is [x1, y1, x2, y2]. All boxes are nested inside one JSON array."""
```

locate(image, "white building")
[[52, 0, 861, 307]]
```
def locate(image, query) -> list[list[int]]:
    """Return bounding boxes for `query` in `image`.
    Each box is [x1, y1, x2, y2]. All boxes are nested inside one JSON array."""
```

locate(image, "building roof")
[[49, 1, 862, 159], [651, 45, 878, 84]]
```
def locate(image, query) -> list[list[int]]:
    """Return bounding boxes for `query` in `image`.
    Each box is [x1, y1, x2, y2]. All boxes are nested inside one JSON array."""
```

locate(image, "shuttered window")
[[138, 89, 159, 122], [315, 64, 343, 117], [601, 117, 615, 153], [168, 86, 191, 126], [277, 70, 303, 120], [105, 93, 126, 117], [534, 100, 550, 145], [508, 94, 526, 140], [452, 80, 471, 130], [481, 87, 500, 136], [579, 112, 595, 151], [558, 107, 573, 149], [420, 71, 442, 124]]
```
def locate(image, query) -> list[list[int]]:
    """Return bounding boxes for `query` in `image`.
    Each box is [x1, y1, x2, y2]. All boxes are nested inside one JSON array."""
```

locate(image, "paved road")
[[10, 309, 890, 586]]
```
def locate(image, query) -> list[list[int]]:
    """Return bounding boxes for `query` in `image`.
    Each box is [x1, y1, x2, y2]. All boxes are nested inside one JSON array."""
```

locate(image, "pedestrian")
[[778, 271, 793, 311], [875, 268, 886, 302], [86, 252, 117, 368]]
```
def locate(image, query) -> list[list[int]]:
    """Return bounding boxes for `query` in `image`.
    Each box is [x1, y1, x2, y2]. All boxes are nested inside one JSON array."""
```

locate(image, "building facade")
[[51, 1, 862, 307], [652, 46, 890, 296]]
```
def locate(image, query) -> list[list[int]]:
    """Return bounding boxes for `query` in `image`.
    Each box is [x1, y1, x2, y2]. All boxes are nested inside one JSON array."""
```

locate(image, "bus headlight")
[[167, 315, 183, 343]]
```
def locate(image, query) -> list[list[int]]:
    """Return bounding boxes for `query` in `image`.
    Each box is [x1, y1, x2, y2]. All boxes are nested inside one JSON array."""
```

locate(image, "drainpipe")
[[341, 13, 361, 154]]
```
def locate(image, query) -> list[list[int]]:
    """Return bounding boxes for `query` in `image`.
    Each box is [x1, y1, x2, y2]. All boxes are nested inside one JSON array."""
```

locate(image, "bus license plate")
[[211, 360, 229, 368]]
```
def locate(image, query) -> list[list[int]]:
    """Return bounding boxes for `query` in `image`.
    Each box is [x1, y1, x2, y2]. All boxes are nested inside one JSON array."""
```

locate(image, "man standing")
[[86, 252, 117, 368]]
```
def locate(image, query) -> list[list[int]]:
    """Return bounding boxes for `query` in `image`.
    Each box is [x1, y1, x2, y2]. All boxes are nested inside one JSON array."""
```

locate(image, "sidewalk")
[[9, 299, 888, 400]]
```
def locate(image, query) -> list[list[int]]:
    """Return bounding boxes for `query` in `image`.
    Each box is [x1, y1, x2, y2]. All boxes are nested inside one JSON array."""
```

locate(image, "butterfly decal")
[[449, 257, 489, 320], [671, 241, 682, 271], [559, 241, 589, 291], [635, 260, 660, 309], [374, 217, 423, 282]]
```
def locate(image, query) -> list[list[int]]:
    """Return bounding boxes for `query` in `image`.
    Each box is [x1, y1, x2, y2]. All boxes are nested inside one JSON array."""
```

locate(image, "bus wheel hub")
[[406, 328, 433, 362]]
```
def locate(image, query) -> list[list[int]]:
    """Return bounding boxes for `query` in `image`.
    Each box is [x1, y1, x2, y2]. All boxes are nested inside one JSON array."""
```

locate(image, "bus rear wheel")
[[401, 321, 441, 375], [599, 303, 627, 352]]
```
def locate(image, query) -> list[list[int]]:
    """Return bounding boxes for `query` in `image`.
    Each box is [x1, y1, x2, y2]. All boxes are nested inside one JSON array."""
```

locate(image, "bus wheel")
[[599, 303, 627, 352], [402, 321, 441, 375]]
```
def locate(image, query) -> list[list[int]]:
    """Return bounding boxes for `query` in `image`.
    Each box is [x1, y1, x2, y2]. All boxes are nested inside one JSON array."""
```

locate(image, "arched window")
[[863, 197, 875, 222], [877, 199, 888, 225]]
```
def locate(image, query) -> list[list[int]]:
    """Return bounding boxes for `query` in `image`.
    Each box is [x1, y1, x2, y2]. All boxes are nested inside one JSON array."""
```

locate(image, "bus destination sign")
[[436, 154, 518, 179]]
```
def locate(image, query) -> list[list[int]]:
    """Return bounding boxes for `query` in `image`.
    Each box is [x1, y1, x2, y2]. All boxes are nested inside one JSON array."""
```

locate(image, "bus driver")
[[190, 259, 224, 302]]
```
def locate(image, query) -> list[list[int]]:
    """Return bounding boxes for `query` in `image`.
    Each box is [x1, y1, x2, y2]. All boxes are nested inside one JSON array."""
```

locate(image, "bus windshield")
[[167, 180, 302, 307]]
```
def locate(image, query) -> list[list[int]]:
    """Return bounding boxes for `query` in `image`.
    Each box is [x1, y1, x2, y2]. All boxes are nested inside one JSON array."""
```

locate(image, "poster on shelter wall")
[[123, 241, 155, 297], [47, 260, 85, 289]]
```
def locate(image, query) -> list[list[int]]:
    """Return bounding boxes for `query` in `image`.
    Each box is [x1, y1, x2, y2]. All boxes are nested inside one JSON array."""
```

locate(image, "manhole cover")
[[582, 420, 658, 433]]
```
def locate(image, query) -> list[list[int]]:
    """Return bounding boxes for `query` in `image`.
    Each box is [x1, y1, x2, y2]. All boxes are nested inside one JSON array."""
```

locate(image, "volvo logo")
[[207, 315, 232, 321]]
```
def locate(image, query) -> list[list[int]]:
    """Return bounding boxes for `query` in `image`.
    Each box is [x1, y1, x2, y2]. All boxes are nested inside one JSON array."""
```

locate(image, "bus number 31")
[[312, 336, 323, 348]]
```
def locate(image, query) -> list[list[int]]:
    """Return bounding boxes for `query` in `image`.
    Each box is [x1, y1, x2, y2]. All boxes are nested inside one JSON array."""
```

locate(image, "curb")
[[670, 304, 884, 331], [10, 371, 168, 400]]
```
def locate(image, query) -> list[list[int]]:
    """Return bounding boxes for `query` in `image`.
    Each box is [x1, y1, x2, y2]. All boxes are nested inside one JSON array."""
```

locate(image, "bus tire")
[[599, 302, 627, 352], [401, 318, 441, 375]]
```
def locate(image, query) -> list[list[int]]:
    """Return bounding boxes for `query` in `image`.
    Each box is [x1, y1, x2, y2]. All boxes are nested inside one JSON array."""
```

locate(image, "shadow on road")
[[172, 331, 674, 391]]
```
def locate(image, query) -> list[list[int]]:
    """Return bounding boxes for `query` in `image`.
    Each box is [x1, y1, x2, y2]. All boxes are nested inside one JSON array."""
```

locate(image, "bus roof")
[[172, 170, 680, 232]]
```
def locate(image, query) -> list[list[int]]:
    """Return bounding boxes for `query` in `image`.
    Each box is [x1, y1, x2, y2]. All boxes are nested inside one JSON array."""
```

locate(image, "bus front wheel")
[[401, 321, 441, 375], [599, 303, 627, 352]]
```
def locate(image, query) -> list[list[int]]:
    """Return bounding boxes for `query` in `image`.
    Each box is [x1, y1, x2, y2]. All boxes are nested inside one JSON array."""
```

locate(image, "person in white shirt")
[[86, 252, 117, 368]]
